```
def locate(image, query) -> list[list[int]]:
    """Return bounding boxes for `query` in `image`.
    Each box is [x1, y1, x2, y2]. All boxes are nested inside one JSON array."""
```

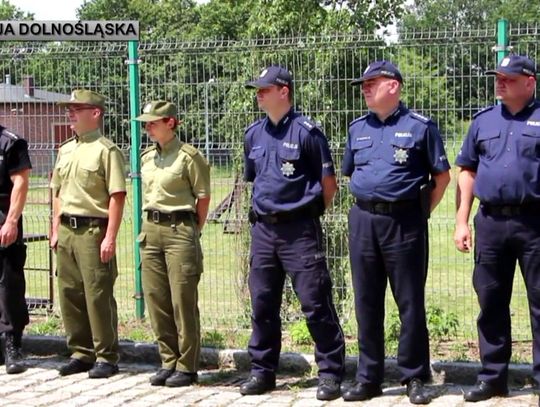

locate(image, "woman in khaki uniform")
[[135, 101, 210, 387]]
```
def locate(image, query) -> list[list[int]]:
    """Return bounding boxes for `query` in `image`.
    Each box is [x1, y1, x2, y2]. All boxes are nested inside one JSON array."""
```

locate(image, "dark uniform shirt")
[[342, 103, 450, 201], [0, 127, 32, 204], [244, 108, 335, 215], [456, 99, 540, 204]]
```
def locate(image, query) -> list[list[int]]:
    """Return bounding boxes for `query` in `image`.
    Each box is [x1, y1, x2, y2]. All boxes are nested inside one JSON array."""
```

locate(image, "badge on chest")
[[281, 161, 295, 176], [394, 148, 409, 164]]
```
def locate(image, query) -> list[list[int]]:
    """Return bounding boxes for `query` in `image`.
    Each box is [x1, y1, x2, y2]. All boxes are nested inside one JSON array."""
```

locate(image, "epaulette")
[[349, 114, 368, 126], [409, 111, 432, 123], [473, 105, 495, 118], [298, 116, 322, 133], [245, 118, 264, 134], [1, 129, 19, 140], [181, 142, 199, 157], [60, 136, 76, 146], [141, 144, 157, 158], [99, 137, 117, 150]]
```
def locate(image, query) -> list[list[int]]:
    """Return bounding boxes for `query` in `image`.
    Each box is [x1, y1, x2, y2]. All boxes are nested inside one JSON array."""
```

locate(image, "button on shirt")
[[50, 129, 126, 217], [342, 103, 450, 201], [141, 137, 210, 213], [456, 100, 540, 204], [244, 109, 335, 215]]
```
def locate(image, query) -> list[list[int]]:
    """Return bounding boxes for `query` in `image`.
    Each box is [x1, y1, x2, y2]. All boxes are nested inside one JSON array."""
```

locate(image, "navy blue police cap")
[[246, 65, 293, 89], [351, 60, 403, 85], [485, 55, 537, 77]]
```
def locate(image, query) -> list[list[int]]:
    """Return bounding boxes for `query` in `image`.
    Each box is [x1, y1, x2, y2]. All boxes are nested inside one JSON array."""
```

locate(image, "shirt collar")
[[265, 108, 295, 134], [157, 136, 180, 155], [501, 97, 539, 117], [76, 128, 101, 143], [368, 102, 405, 124]]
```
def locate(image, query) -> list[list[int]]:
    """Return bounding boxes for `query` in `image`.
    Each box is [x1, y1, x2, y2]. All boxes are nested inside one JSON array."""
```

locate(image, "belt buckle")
[[152, 211, 160, 223], [69, 216, 77, 229], [374, 203, 388, 214]]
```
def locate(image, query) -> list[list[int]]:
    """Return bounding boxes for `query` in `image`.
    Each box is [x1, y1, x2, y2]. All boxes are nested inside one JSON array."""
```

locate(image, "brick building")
[[0, 75, 72, 173]]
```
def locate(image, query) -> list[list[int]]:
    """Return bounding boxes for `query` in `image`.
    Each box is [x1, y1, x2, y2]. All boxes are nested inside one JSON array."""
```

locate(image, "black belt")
[[145, 210, 194, 224], [250, 202, 323, 225], [60, 215, 108, 229], [356, 199, 419, 215], [481, 202, 540, 217]]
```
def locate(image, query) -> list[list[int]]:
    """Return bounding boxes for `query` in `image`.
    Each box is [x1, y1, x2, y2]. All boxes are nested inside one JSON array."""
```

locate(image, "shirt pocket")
[[384, 137, 415, 164], [77, 157, 101, 189], [277, 145, 301, 178], [160, 161, 184, 193], [352, 138, 373, 165], [521, 128, 540, 158], [477, 129, 501, 160]]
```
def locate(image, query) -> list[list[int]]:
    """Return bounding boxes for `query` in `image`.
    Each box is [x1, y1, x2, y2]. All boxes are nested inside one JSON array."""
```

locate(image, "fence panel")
[[0, 23, 539, 347]]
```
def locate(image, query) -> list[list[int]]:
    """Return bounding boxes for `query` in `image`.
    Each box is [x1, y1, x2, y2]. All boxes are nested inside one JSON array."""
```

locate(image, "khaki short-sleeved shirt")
[[141, 137, 210, 213], [51, 129, 126, 217]]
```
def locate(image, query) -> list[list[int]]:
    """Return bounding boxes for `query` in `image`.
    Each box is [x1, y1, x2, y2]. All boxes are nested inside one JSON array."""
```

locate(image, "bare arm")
[[430, 170, 451, 211], [0, 169, 30, 247], [454, 168, 476, 253], [321, 174, 338, 209], [50, 194, 61, 250], [100, 191, 126, 263], [195, 196, 211, 231]]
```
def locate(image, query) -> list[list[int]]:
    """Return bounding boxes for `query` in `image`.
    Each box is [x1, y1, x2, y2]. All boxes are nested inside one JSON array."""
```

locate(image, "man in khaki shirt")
[[50, 89, 126, 379]]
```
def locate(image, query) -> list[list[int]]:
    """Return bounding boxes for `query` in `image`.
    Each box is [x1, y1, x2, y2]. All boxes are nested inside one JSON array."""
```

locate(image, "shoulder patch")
[[473, 105, 495, 118], [60, 136, 76, 147], [181, 143, 199, 157], [349, 114, 368, 126], [409, 111, 432, 123], [98, 137, 118, 150], [141, 144, 157, 158], [245, 118, 264, 134], [1, 129, 19, 140]]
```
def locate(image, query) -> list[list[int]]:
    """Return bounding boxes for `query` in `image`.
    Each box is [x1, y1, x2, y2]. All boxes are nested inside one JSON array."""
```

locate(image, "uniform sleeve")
[[105, 147, 127, 194], [425, 123, 451, 174], [341, 131, 354, 176], [50, 150, 63, 194], [187, 152, 211, 198], [244, 134, 255, 182], [455, 120, 479, 171], [305, 130, 335, 179], [6, 139, 32, 174]]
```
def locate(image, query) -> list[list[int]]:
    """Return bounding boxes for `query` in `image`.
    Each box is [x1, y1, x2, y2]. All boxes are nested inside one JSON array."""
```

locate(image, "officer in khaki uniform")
[[135, 101, 210, 387], [50, 89, 126, 379]]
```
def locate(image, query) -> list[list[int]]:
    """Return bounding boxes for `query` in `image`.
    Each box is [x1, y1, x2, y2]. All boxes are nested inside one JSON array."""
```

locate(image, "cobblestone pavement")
[[0, 357, 538, 406]]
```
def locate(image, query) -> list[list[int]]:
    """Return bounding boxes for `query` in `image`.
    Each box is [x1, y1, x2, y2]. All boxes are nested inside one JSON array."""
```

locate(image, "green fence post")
[[496, 18, 509, 63], [127, 40, 144, 319]]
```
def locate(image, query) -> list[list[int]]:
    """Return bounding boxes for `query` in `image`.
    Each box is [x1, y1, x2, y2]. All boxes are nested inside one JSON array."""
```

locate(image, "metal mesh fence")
[[1, 23, 539, 343]]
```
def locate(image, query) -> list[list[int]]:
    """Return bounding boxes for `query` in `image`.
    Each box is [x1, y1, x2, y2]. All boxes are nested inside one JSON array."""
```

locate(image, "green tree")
[[0, 0, 33, 19], [77, 0, 199, 40]]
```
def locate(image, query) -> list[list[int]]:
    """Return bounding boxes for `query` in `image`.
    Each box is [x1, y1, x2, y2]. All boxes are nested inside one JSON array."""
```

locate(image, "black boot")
[[4, 332, 26, 374]]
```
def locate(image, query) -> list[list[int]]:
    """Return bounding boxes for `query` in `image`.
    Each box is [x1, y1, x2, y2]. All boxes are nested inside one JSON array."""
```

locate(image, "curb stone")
[[22, 335, 534, 386]]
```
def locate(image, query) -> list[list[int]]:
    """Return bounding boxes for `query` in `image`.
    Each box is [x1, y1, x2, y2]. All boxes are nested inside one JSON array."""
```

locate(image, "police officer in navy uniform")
[[0, 126, 32, 374], [240, 65, 345, 401], [455, 55, 540, 402], [342, 61, 450, 404]]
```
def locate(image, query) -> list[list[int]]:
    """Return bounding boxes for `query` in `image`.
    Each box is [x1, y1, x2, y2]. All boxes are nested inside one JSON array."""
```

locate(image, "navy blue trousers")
[[348, 204, 430, 384], [473, 208, 540, 386], [0, 218, 28, 336], [247, 217, 345, 380]]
